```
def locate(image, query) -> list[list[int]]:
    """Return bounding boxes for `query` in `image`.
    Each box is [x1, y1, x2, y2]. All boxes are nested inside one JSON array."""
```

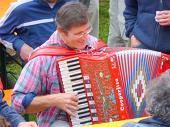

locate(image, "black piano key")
[[69, 67, 80, 72], [78, 110, 90, 115], [78, 106, 89, 111], [70, 73, 82, 77], [68, 63, 80, 68], [71, 77, 82, 81], [78, 91, 85, 95], [80, 120, 92, 125], [73, 86, 84, 92], [79, 114, 91, 119], [72, 83, 84, 88], [67, 59, 79, 64], [78, 101, 87, 105], [79, 96, 86, 100]]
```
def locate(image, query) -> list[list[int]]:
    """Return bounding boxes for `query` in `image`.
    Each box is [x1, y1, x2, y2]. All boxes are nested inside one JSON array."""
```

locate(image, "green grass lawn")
[[99, 0, 109, 43]]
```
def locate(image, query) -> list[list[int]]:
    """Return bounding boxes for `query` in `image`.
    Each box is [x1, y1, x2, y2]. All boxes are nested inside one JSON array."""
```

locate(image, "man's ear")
[[57, 27, 67, 36]]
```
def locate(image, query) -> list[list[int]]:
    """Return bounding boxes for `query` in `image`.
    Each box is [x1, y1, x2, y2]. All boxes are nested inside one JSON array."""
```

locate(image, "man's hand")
[[20, 43, 33, 62], [155, 10, 170, 26], [55, 93, 78, 116], [130, 35, 141, 47], [18, 121, 37, 127]]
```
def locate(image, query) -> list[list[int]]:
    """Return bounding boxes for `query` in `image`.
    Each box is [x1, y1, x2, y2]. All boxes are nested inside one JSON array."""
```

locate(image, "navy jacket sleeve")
[[0, 4, 25, 53], [124, 0, 138, 38], [0, 91, 25, 127]]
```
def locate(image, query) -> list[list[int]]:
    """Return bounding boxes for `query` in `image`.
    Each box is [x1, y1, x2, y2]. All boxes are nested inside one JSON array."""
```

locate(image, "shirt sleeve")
[[11, 56, 46, 113], [0, 3, 25, 52], [123, 0, 138, 38], [0, 92, 25, 127]]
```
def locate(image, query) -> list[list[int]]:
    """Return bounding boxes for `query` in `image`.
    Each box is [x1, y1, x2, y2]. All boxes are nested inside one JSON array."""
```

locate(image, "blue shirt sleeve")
[[22, 92, 36, 109], [0, 4, 25, 53], [0, 91, 25, 127]]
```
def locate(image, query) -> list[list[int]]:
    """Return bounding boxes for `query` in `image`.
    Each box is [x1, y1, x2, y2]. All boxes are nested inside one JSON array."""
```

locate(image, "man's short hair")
[[146, 69, 170, 123], [56, 2, 89, 31]]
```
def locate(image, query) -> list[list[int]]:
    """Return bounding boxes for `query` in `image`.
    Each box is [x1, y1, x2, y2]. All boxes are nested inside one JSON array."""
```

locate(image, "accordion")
[[56, 48, 170, 127]]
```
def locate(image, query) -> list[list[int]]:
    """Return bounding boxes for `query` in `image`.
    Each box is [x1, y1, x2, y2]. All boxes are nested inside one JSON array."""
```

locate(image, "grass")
[[99, 0, 109, 43]]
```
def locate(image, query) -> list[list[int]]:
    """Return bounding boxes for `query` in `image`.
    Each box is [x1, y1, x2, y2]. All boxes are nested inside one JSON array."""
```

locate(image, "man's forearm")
[[25, 94, 56, 114]]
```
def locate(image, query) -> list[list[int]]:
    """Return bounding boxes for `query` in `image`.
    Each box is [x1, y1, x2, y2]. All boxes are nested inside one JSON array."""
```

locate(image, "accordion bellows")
[[56, 47, 170, 127]]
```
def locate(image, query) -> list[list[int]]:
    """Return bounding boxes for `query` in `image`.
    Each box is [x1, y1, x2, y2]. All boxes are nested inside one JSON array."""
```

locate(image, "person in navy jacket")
[[0, 0, 77, 62], [124, 0, 170, 53], [0, 79, 37, 127]]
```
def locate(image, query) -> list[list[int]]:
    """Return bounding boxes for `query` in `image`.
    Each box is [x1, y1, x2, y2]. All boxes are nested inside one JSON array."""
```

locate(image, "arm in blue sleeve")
[[0, 92, 25, 127], [123, 0, 138, 38], [0, 5, 25, 53], [1, 34, 25, 53], [22, 92, 37, 109]]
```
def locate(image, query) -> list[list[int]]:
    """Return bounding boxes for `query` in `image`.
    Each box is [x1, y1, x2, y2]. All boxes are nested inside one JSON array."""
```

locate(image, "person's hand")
[[54, 93, 78, 116], [20, 43, 33, 62], [130, 35, 141, 47], [155, 10, 170, 26], [18, 121, 37, 127]]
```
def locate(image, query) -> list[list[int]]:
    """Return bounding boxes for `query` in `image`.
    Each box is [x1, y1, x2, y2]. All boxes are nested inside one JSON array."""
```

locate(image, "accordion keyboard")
[[58, 57, 93, 126]]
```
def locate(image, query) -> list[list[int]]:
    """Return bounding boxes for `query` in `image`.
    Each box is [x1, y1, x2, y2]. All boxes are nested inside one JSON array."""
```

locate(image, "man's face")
[[61, 23, 92, 50]]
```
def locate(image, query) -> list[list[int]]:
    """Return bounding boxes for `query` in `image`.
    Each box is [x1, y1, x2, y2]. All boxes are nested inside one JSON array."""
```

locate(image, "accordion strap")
[[28, 39, 107, 61]]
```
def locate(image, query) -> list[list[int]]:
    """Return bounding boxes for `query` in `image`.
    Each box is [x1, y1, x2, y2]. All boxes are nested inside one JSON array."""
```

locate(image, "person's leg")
[[107, 0, 121, 47], [118, 0, 129, 47], [88, 0, 99, 38]]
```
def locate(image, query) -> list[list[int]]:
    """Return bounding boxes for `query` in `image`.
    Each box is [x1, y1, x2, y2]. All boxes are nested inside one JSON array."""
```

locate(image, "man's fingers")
[[68, 104, 78, 112], [156, 18, 169, 23], [65, 108, 77, 117]]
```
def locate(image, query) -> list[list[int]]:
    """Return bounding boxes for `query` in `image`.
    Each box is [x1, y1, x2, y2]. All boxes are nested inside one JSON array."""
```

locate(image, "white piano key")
[[78, 106, 89, 112], [71, 116, 91, 124], [59, 60, 80, 68], [61, 70, 81, 78], [78, 103, 88, 109], [64, 88, 85, 94], [78, 97, 88, 103], [64, 85, 84, 91], [63, 84, 84, 91], [59, 65, 80, 72], [58, 57, 79, 65], [62, 79, 83, 86], [77, 93, 86, 99], [62, 79, 83, 85], [77, 108, 90, 114], [62, 75, 82, 82]]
